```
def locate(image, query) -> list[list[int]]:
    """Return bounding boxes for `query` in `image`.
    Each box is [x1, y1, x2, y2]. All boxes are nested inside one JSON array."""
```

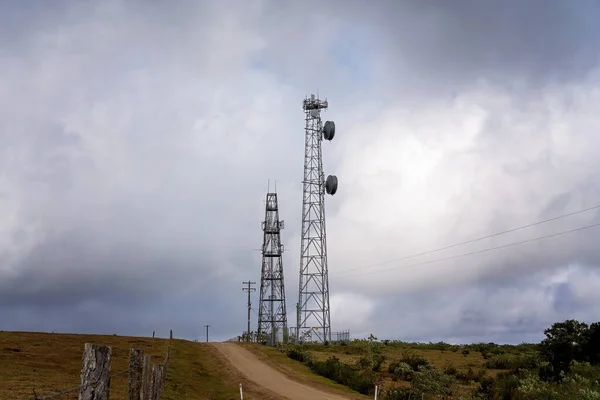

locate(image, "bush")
[[287, 346, 312, 363], [455, 367, 487, 384], [373, 354, 386, 372], [309, 356, 380, 395], [383, 387, 421, 400], [399, 351, 431, 371], [474, 375, 496, 398], [412, 365, 456, 396], [443, 363, 458, 376], [388, 361, 400, 374], [390, 362, 413, 381], [485, 352, 541, 370], [485, 354, 517, 369], [357, 353, 386, 372]]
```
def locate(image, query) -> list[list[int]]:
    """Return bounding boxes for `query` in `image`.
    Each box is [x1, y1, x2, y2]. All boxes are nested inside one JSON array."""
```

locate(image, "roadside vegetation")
[[278, 320, 600, 399]]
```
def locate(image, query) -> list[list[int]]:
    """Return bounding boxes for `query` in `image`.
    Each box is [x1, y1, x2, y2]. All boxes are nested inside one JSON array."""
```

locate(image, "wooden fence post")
[[128, 348, 144, 400], [150, 364, 164, 400], [79, 343, 112, 400], [141, 355, 152, 400], [162, 330, 172, 387]]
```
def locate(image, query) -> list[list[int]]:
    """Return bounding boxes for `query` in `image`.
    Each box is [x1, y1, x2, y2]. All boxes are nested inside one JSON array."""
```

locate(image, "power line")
[[335, 203, 600, 276], [335, 221, 600, 280]]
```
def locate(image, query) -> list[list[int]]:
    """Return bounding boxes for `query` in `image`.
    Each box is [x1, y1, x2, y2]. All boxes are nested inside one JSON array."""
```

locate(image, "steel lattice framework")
[[258, 192, 288, 345], [296, 94, 334, 343]]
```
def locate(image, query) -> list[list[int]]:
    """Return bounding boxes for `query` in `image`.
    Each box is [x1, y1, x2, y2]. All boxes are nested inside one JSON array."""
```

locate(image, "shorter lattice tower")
[[258, 191, 288, 345]]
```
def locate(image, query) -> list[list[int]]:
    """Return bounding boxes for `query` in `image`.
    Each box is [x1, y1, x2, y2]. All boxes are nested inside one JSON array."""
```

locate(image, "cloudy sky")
[[2, 0, 600, 344]]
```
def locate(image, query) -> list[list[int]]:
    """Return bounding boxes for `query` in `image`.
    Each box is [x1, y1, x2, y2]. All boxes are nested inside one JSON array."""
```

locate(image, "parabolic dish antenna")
[[325, 175, 338, 195], [323, 120, 335, 141]]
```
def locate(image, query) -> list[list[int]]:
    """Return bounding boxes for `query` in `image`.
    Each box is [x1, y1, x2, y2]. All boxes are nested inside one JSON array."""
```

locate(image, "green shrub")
[[443, 363, 458, 376], [474, 375, 496, 398], [412, 365, 456, 396], [357, 353, 386, 372], [287, 346, 312, 363], [455, 367, 487, 384], [383, 387, 421, 400], [309, 356, 379, 395], [485, 352, 541, 370], [399, 351, 430, 371], [391, 362, 413, 381], [485, 354, 517, 369], [373, 354, 386, 372]]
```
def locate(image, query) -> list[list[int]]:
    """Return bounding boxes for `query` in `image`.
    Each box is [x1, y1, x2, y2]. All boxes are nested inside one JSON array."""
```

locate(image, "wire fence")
[[31, 369, 130, 400], [28, 330, 172, 400]]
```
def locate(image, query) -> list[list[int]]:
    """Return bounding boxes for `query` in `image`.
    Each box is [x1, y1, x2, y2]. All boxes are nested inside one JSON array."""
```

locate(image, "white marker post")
[[374, 385, 378, 400], [239, 383, 244, 400]]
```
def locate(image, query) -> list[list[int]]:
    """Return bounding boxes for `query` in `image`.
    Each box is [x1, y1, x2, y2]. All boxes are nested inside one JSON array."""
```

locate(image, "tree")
[[583, 322, 600, 365], [540, 319, 589, 378]]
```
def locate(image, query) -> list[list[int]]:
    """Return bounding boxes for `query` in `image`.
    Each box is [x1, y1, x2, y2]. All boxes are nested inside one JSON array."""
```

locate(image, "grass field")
[[0, 331, 276, 400]]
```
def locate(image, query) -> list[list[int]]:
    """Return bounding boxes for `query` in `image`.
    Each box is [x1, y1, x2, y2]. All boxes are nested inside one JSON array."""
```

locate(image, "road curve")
[[211, 342, 350, 400]]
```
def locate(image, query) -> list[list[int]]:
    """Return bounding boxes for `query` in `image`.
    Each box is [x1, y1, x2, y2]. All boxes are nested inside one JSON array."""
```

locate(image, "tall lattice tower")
[[258, 192, 288, 345], [297, 94, 338, 343]]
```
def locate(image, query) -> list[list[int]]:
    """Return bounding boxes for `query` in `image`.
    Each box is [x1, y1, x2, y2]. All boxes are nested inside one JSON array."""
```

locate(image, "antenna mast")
[[296, 94, 338, 343], [258, 191, 289, 345]]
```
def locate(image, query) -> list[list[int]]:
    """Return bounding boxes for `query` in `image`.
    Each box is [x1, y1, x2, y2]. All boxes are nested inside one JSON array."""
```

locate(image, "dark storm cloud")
[[357, 263, 600, 344], [318, 0, 600, 96]]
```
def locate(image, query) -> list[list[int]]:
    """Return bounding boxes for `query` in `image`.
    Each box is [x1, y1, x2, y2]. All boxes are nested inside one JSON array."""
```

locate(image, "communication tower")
[[297, 94, 338, 343], [258, 191, 288, 345]]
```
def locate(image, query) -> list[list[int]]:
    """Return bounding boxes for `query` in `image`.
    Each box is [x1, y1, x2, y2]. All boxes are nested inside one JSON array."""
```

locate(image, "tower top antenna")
[[303, 94, 328, 111]]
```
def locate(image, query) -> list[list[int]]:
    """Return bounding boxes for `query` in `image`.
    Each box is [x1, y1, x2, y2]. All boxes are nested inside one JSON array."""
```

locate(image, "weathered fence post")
[[79, 343, 112, 400], [128, 348, 144, 400], [149, 364, 164, 400], [162, 330, 172, 385], [141, 355, 152, 400]]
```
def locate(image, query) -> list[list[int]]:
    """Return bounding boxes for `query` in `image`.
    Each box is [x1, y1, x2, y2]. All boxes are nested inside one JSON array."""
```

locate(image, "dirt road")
[[211, 343, 350, 400]]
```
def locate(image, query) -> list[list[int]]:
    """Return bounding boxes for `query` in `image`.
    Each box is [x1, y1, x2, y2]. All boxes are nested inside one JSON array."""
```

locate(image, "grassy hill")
[[0, 331, 276, 400], [244, 339, 537, 399]]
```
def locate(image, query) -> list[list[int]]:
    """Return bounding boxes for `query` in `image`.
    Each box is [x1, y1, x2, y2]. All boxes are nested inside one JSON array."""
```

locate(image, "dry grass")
[[308, 344, 499, 374], [245, 342, 511, 398], [0, 331, 279, 400]]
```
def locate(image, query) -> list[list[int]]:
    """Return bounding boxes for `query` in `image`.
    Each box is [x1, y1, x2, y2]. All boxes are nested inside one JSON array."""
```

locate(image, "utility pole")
[[242, 281, 256, 342], [204, 324, 211, 342]]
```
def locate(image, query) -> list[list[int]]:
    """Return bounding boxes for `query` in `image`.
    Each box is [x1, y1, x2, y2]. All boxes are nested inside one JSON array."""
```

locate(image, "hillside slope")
[[0, 331, 279, 400]]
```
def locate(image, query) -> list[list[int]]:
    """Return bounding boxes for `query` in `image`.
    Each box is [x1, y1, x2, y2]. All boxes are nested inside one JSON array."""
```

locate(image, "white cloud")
[[328, 75, 600, 297]]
